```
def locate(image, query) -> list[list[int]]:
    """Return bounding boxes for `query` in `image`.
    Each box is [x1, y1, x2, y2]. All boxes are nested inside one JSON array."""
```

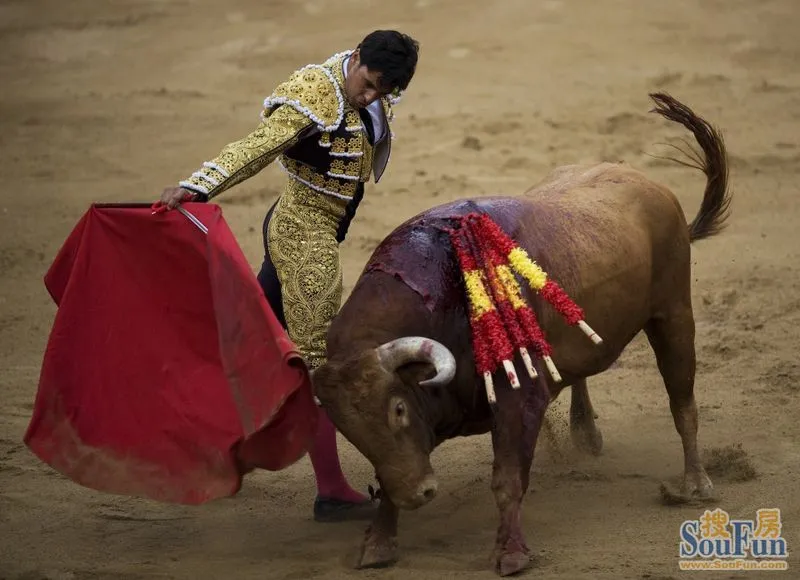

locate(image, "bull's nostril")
[[423, 487, 437, 500]]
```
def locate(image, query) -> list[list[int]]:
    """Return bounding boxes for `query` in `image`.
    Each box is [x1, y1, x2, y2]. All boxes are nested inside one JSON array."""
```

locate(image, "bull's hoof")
[[683, 469, 715, 498], [659, 470, 718, 507], [355, 534, 398, 569], [570, 424, 604, 456], [495, 550, 531, 577], [492, 538, 531, 577]]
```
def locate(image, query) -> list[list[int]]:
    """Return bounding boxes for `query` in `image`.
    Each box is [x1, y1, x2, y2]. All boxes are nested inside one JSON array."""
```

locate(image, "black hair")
[[357, 30, 420, 93]]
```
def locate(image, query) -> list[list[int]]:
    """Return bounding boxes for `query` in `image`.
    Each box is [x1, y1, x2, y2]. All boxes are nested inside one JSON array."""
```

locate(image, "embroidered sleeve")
[[178, 105, 317, 200]]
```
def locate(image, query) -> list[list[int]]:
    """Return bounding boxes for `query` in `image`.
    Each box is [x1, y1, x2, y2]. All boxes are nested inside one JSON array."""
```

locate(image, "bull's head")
[[312, 336, 456, 510]]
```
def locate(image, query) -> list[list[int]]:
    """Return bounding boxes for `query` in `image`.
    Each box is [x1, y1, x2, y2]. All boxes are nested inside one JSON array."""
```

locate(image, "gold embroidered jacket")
[[179, 51, 399, 201]]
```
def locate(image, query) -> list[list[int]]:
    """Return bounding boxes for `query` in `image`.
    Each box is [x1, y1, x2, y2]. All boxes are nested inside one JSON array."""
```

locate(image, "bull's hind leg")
[[645, 310, 714, 499], [489, 371, 550, 576], [569, 380, 603, 456]]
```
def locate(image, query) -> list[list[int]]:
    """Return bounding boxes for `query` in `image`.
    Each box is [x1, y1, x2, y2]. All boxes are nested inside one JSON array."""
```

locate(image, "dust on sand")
[[2, 0, 799, 578]]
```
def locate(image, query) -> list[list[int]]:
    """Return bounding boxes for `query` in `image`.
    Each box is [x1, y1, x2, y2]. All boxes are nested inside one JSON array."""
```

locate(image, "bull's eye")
[[388, 395, 410, 430]]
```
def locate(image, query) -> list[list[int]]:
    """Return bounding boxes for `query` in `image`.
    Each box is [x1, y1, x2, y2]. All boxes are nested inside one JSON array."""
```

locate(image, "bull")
[[312, 93, 732, 576]]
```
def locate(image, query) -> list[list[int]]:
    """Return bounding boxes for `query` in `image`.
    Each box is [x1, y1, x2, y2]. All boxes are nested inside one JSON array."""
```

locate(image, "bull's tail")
[[648, 92, 733, 243]]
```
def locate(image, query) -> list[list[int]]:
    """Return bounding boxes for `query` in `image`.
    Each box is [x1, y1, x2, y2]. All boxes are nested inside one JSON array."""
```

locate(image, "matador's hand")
[[153, 186, 197, 213]]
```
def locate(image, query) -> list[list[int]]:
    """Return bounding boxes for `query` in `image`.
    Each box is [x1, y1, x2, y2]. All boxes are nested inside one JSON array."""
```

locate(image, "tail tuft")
[[648, 92, 732, 242]]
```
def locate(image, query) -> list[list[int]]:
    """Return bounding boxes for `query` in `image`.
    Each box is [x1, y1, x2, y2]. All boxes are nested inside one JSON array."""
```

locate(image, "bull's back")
[[486, 162, 691, 378], [361, 161, 691, 381]]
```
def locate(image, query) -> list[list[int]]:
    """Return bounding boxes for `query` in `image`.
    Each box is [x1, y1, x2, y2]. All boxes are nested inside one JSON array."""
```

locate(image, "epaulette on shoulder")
[[262, 64, 345, 132]]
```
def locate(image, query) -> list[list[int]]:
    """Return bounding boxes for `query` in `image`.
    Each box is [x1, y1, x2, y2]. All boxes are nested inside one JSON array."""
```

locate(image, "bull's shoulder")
[[360, 198, 524, 312], [365, 197, 526, 264]]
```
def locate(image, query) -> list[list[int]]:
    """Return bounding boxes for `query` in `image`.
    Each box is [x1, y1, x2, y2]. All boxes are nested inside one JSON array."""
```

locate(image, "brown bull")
[[312, 93, 732, 576]]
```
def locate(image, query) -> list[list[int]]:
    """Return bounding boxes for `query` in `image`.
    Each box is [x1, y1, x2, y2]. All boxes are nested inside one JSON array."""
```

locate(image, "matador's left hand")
[[152, 186, 197, 213]]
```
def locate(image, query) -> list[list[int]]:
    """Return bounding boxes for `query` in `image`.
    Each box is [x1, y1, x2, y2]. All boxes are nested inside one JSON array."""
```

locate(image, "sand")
[[1, 0, 799, 578]]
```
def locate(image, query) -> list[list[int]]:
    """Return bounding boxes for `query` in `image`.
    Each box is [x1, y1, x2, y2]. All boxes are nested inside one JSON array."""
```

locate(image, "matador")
[[157, 30, 420, 522]]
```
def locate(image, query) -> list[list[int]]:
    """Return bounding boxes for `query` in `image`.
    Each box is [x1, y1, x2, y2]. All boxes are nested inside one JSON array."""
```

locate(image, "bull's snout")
[[419, 476, 438, 501], [408, 475, 438, 508], [385, 473, 439, 510]]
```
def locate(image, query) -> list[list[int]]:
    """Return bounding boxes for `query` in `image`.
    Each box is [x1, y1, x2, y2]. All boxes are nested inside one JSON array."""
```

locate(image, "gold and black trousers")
[[256, 178, 364, 371]]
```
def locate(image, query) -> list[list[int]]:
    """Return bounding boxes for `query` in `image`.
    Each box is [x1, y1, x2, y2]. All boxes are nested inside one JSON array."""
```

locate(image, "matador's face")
[[345, 49, 390, 110]]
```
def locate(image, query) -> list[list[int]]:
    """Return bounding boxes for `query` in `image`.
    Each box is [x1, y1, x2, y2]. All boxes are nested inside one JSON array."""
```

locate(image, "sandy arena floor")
[[1, 0, 799, 578]]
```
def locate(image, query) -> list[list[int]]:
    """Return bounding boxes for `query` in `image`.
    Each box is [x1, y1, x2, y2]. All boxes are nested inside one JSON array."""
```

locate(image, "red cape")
[[24, 203, 318, 504]]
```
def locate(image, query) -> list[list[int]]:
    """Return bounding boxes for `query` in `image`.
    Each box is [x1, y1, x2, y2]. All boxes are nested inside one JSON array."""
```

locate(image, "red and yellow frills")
[[447, 212, 603, 405], [450, 226, 512, 404]]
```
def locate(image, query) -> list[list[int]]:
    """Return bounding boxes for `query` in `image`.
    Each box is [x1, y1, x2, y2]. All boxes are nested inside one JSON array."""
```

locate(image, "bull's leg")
[[645, 311, 714, 498], [569, 380, 604, 456], [489, 373, 549, 576], [356, 494, 400, 569]]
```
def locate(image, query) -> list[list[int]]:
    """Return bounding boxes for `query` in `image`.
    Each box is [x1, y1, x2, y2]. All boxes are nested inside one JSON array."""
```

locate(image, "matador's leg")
[[266, 201, 342, 371], [266, 197, 373, 518]]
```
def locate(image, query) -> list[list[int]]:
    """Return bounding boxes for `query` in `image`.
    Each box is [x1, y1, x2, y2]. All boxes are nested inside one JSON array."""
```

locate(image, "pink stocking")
[[309, 407, 368, 503]]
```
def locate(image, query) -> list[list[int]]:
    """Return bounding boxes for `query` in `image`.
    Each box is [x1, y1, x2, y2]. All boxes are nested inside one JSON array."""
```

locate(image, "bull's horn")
[[374, 336, 456, 387]]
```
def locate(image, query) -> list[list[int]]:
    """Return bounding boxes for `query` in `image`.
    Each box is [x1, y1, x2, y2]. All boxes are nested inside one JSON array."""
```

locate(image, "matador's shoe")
[[313, 496, 377, 523], [313, 484, 381, 523]]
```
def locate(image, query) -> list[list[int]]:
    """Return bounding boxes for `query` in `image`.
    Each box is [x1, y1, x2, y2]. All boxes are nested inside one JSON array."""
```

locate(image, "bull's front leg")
[[489, 372, 549, 576], [356, 493, 399, 569]]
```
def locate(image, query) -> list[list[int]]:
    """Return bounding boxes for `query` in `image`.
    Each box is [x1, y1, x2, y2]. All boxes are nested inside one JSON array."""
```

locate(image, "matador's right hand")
[[152, 186, 197, 213]]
